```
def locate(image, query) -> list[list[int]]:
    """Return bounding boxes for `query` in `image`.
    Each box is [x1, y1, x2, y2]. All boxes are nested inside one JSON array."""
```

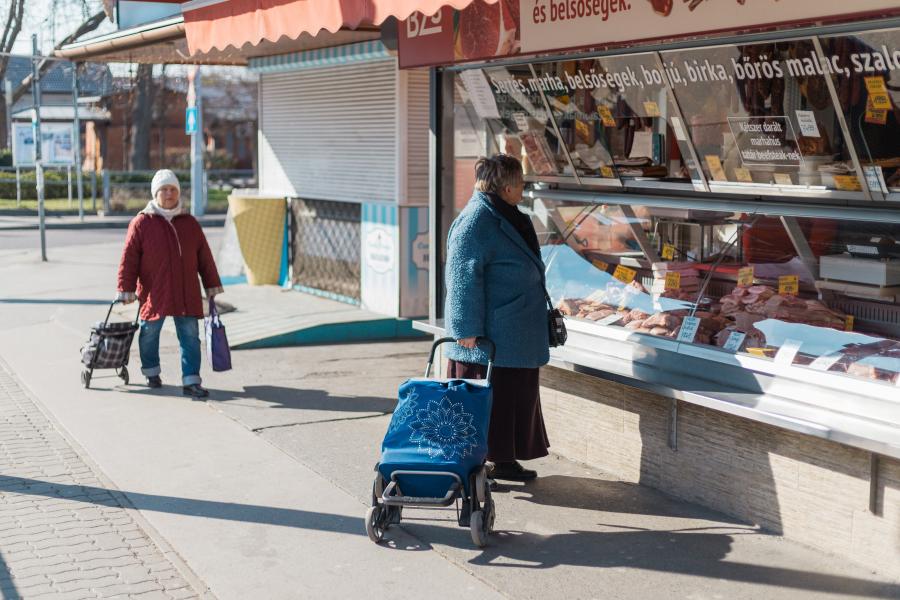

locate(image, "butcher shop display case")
[[433, 22, 900, 455]]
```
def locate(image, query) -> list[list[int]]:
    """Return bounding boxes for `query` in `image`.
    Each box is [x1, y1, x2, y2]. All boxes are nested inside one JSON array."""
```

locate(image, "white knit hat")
[[151, 169, 180, 199]]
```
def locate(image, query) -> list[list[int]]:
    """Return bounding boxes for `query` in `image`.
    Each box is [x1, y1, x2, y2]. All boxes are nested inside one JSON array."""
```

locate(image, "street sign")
[[185, 107, 199, 135]]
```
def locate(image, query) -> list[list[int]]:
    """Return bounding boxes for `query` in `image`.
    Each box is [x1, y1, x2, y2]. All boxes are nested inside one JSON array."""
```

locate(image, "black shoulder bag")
[[545, 289, 567, 347]]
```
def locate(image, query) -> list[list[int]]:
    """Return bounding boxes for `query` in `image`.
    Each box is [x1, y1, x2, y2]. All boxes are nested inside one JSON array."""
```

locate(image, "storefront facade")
[[401, 0, 900, 574], [249, 41, 430, 315]]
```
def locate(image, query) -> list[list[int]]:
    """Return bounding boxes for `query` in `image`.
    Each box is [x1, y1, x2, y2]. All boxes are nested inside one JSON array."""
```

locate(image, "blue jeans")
[[138, 317, 202, 386]]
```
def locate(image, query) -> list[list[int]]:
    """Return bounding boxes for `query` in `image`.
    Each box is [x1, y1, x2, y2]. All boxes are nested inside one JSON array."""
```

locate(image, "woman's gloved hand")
[[115, 291, 136, 304]]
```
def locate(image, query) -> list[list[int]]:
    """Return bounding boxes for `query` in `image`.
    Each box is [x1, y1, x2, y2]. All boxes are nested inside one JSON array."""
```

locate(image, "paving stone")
[[0, 365, 202, 600]]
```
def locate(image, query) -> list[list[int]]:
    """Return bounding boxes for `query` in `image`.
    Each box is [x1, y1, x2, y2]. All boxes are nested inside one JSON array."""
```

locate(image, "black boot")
[[182, 384, 209, 398], [146, 376, 162, 388], [491, 461, 537, 481]]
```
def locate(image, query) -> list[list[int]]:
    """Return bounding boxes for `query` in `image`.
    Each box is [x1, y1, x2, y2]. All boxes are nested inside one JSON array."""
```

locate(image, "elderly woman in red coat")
[[116, 169, 223, 397]]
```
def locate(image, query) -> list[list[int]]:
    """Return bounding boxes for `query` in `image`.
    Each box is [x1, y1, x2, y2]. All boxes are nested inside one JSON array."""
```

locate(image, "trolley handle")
[[424, 336, 496, 383], [104, 298, 141, 327]]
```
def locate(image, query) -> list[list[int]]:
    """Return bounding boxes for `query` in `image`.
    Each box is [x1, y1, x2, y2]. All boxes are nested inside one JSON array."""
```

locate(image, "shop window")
[[664, 40, 863, 194], [821, 28, 900, 195], [533, 195, 900, 386]]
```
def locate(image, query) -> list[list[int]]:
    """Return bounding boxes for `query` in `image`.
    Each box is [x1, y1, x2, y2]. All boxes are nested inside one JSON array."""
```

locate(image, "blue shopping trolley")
[[367, 336, 496, 547]]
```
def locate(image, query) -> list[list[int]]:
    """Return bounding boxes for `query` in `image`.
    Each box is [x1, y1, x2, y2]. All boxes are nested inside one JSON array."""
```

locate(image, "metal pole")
[[91, 168, 96, 211], [190, 66, 205, 217], [4, 79, 11, 152], [102, 168, 110, 213], [31, 34, 46, 262], [71, 61, 84, 221], [67, 165, 72, 207], [15, 166, 20, 206]]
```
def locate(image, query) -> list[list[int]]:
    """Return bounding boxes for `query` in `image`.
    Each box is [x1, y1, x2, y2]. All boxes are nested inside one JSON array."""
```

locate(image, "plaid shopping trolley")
[[79, 300, 139, 389]]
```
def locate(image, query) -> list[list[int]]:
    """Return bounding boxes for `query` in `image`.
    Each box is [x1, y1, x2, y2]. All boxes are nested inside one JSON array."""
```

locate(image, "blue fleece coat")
[[444, 191, 550, 369]]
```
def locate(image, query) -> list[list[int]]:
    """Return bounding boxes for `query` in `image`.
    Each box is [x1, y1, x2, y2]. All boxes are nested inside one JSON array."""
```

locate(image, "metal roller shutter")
[[259, 60, 398, 203], [401, 69, 431, 206]]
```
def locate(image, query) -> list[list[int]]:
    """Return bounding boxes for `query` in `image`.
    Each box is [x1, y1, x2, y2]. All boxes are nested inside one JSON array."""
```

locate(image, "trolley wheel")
[[119, 367, 129, 385], [365, 505, 386, 543], [470, 510, 487, 547], [80, 370, 91, 389], [474, 467, 488, 504]]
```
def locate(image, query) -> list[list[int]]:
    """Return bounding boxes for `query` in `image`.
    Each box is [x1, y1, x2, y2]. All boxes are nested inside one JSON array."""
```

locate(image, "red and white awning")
[[181, 0, 494, 54]]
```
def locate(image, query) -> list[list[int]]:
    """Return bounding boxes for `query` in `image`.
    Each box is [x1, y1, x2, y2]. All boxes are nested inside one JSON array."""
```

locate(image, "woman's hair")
[[474, 154, 523, 194]]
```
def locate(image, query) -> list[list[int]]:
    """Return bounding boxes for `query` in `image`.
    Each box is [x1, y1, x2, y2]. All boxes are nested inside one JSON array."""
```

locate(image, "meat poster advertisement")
[[399, 0, 900, 68]]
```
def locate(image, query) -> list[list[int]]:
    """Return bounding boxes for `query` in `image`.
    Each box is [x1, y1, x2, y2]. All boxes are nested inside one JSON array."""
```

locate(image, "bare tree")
[[128, 63, 154, 170], [0, 0, 26, 148]]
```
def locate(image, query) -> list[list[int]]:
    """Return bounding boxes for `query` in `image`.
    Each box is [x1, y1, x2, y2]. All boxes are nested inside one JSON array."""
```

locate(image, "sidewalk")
[[0, 214, 226, 231], [1, 234, 899, 599], [0, 358, 206, 599]]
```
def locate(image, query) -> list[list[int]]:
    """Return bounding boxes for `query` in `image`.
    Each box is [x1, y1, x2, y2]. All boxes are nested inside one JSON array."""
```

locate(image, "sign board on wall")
[[13, 122, 75, 166], [399, 0, 900, 68]]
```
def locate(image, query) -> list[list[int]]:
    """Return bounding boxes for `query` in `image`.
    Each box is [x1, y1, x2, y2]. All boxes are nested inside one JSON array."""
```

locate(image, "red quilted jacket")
[[117, 211, 222, 321]]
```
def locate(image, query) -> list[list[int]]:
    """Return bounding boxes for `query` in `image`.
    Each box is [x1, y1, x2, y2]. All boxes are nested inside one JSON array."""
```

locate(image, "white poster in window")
[[629, 131, 653, 160], [459, 69, 500, 120], [795, 111, 821, 138]]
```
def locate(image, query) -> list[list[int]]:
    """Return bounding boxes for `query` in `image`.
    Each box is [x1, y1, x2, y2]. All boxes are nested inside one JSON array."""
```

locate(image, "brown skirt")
[[446, 360, 550, 463]]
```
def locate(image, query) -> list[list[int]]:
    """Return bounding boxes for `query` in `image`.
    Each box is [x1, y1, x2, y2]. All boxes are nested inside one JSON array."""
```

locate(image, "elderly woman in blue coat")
[[444, 154, 550, 481]]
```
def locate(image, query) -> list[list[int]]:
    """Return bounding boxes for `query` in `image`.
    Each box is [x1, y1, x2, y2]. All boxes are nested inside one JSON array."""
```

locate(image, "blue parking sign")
[[185, 107, 199, 135]]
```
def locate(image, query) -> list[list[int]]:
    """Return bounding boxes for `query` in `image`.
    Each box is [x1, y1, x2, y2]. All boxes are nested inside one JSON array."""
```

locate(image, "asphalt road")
[[0, 226, 223, 252]]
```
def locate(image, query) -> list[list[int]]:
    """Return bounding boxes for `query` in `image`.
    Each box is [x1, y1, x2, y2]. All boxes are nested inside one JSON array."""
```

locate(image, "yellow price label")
[[661, 244, 675, 260], [866, 108, 888, 125], [746, 347, 769, 358], [600, 166, 615, 178], [833, 175, 862, 191], [865, 76, 887, 94], [613, 265, 637, 284], [597, 105, 616, 127], [665, 271, 681, 290], [845, 315, 854, 332], [870, 92, 892, 110], [705, 155, 727, 181], [778, 274, 799, 296], [773, 173, 793, 186], [737, 266, 754, 287], [592, 259, 609, 272], [643, 100, 661, 117], [734, 167, 753, 183]]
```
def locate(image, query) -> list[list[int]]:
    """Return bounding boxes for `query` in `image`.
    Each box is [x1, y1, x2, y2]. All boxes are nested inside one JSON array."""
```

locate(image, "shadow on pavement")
[[212, 385, 396, 415], [391, 522, 900, 598], [0, 298, 111, 305], [0, 550, 21, 599], [0, 476, 362, 537]]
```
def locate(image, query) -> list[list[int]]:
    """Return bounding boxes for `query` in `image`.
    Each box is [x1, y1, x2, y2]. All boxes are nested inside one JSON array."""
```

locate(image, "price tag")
[[598, 313, 624, 326], [774, 338, 803, 366], [600, 166, 615, 178], [864, 166, 888, 194], [865, 76, 892, 110], [734, 167, 753, 183], [809, 351, 843, 371], [778, 275, 799, 296], [795, 110, 821, 138], [746, 347, 769, 358], [705, 155, 727, 181], [737, 266, 754, 287], [661, 244, 676, 260], [613, 265, 637, 284], [844, 315, 854, 332], [670, 116, 687, 141], [865, 107, 888, 125], [723, 331, 746, 353], [512, 112, 529, 130], [665, 271, 681, 290], [676, 316, 700, 343], [643, 100, 661, 117], [592, 259, 609, 272], [833, 175, 862, 191], [575, 119, 591, 140], [597, 105, 616, 127], [773, 173, 793, 186]]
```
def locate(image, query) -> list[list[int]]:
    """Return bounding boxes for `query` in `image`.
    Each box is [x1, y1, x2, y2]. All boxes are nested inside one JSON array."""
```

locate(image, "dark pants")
[[447, 360, 550, 463]]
